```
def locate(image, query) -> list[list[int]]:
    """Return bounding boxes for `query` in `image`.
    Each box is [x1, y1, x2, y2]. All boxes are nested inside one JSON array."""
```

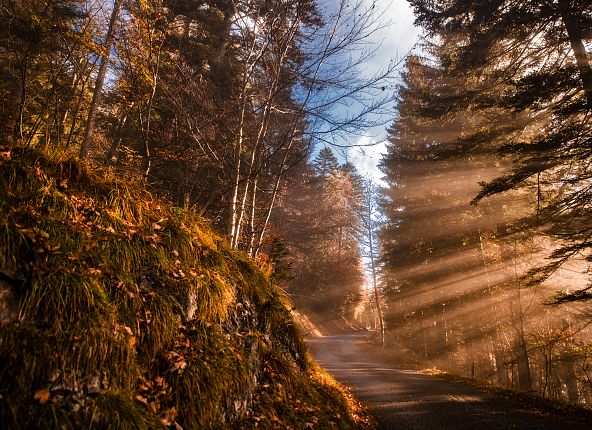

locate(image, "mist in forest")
[[371, 149, 592, 406]]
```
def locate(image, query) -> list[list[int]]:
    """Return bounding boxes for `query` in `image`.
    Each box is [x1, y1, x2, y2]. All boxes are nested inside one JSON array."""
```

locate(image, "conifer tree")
[[409, 0, 592, 300]]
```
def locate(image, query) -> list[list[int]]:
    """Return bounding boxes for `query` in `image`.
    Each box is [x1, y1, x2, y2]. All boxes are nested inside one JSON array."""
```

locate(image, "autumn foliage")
[[0, 147, 367, 429]]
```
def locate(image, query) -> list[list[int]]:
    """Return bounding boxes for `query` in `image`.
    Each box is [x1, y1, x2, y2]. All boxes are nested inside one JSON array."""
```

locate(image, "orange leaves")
[[164, 351, 187, 373], [136, 376, 183, 429], [136, 395, 160, 414], [17, 227, 58, 254], [136, 394, 148, 405], [171, 269, 185, 279], [135, 394, 161, 414], [33, 388, 50, 405], [161, 406, 183, 430], [114, 323, 137, 349], [85, 268, 103, 277], [33, 165, 46, 181]]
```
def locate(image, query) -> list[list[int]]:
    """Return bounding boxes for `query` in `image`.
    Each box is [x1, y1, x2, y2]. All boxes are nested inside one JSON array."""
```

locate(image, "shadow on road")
[[307, 334, 592, 430]]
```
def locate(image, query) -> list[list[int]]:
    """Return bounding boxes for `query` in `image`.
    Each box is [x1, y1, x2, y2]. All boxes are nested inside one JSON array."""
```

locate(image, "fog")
[[364, 155, 592, 406]]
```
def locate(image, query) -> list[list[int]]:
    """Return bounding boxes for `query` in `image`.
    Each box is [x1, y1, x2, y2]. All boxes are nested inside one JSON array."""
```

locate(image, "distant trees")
[[360, 178, 384, 346], [0, 0, 89, 146], [272, 147, 365, 327]]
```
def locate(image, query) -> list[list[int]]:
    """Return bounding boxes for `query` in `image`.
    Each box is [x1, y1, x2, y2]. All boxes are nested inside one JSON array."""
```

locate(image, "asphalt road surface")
[[307, 334, 592, 430]]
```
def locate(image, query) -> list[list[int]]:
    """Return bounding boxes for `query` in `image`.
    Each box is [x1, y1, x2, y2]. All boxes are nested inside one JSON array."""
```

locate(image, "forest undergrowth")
[[0, 145, 372, 429]]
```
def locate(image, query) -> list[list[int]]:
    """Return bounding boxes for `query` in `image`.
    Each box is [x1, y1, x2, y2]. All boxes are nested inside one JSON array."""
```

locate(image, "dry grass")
[[0, 146, 366, 429]]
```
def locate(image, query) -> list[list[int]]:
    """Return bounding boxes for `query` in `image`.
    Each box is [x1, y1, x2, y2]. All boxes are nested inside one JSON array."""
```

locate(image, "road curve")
[[307, 334, 592, 430]]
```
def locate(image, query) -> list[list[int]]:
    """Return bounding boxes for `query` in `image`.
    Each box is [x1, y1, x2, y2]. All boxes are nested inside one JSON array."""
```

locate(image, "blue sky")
[[346, 0, 420, 182]]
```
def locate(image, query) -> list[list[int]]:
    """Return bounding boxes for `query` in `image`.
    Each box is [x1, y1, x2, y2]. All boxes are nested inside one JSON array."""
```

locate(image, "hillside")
[[0, 147, 370, 429]]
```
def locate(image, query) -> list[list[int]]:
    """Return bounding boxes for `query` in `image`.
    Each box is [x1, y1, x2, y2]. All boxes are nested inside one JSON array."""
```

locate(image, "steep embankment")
[[0, 148, 370, 429]]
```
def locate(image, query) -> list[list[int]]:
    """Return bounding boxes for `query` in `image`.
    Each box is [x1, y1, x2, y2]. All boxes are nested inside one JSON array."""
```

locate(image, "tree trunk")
[[106, 102, 134, 163], [230, 14, 298, 249], [251, 136, 296, 258], [478, 228, 508, 386], [79, 0, 122, 161], [514, 286, 533, 392], [365, 181, 384, 347], [494, 347, 508, 386], [560, 353, 579, 403], [371, 253, 384, 348], [514, 336, 532, 391], [558, 0, 592, 105], [247, 176, 258, 256], [141, 58, 160, 180], [2, 83, 22, 146], [65, 69, 91, 150], [17, 57, 28, 142], [228, 85, 247, 247]]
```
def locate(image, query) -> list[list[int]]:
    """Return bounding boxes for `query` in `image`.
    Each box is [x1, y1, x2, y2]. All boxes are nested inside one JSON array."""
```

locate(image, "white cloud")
[[359, 0, 421, 76], [347, 136, 387, 184], [349, 0, 420, 179]]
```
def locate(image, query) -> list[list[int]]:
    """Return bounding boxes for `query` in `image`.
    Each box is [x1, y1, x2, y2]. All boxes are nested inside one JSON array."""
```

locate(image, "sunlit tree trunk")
[[247, 176, 258, 255], [228, 86, 247, 247], [228, 14, 267, 248], [560, 352, 579, 402], [234, 83, 276, 249], [369, 230, 384, 348], [478, 228, 508, 385], [79, 0, 122, 161], [16, 54, 29, 142], [141, 56, 160, 180], [232, 9, 303, 250], [512, 243, 533, 392], [362, 179, 384, 346]]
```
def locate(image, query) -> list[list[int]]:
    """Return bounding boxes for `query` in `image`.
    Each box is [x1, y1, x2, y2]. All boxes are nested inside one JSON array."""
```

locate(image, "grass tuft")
[[0, 146, 367, 429]]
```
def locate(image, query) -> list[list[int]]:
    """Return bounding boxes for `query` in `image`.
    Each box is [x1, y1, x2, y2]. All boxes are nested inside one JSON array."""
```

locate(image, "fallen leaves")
[[33, 388, 51, 405], [136, 376, 184, 429], [33, 165, 46, 180], [135, 394, 160, 414], [161, 406, 183, 430], [15, 227, 59, 254], [85, 268, 103, 277], [165, 351, 188, 373], [171, 269, 186, 279]]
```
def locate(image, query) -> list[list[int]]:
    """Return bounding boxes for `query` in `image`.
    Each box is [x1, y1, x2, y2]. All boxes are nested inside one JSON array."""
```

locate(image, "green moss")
[[94, 392, 162, 430], [0, 147, 367, 429]]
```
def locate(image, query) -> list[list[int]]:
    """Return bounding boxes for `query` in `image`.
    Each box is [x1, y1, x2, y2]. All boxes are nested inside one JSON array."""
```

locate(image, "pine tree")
[[409, 0, 592, 301]]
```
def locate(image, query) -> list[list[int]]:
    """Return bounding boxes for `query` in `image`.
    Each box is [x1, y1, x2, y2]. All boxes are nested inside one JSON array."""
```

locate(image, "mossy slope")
[[0, 148, 366, 429]]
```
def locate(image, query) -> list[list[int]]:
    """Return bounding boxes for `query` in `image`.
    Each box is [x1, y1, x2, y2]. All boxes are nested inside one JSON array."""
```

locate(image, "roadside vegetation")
[[0, 146, 371, 429]]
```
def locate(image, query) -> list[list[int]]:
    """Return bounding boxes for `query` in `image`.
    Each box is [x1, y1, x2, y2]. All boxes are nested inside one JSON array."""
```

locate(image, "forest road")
[[307, 334, 592, 430]]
